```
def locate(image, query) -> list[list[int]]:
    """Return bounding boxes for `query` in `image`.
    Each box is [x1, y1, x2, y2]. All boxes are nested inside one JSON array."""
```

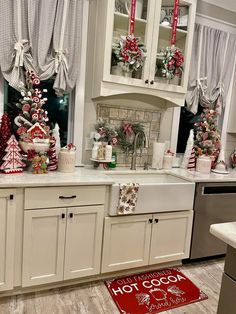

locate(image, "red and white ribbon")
[[171, 0, 180, 45], [129, 0, 136, 35]]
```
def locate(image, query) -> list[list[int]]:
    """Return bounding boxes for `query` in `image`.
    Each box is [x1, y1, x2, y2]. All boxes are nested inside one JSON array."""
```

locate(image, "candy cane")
[[129, 0, 136, 35], [14, 116, 33, 128]]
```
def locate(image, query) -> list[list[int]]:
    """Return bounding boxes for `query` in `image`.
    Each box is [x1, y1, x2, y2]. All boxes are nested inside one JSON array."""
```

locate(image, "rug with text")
[[105, 268, 208, 313]]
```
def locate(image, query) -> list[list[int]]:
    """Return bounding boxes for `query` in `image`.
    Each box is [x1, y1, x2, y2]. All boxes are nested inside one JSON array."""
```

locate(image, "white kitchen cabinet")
[[90, 0, 197, 106], [101, 214, 152, 273], [22, 205, 104, 287], [22, 208, 66, 287], [64, 206, 104, 280], [102, 210, 193, 273], [149, 211, 193, 264], [0, 189, 16, 291], [22, 186, 105, 287]]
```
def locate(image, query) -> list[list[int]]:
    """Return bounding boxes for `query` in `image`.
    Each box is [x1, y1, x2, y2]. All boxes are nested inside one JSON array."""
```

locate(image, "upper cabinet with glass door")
[[90, 0, 197, 106]]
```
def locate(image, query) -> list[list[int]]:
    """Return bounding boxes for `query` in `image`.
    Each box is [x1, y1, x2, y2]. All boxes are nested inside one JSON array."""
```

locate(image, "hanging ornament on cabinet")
[[160, 0, 185, 80]]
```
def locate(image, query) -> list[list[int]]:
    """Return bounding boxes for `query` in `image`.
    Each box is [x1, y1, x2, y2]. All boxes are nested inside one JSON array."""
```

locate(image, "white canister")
[[196, 156, 212, 174], [152, 142, 165, 169], [163, 153, 173, 170], [58, 149, 76, 173]]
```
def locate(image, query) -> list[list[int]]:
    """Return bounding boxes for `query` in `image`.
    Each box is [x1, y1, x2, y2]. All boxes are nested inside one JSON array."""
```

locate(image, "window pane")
[[4, 79, 69, 147]]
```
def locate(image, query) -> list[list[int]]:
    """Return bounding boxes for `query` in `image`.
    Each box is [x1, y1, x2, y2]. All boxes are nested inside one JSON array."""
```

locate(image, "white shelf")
[[114, 12, 146, 37], [159, 24, 188, 41], [90, 158, 113, 163]]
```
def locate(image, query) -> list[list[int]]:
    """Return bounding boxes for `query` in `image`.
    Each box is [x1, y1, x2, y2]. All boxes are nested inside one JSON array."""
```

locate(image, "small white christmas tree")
[[181, 129, 194, 169], [0, 135, 26, 174]]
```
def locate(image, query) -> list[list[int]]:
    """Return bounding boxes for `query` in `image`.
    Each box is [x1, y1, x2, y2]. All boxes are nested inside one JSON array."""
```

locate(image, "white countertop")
[[210, 222, 236, 249], [1, 166, 236, 188], [0, 167, 114, 187], [168, 168, 236, 182]]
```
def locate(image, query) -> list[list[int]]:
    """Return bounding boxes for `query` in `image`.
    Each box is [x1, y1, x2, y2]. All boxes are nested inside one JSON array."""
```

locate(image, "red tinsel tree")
[[0, 113, 12, 163]]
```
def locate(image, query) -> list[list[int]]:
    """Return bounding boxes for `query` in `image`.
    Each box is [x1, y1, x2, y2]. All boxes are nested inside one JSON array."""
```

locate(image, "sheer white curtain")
[[186, 24, 236, 115], [0, 0, 83, 95]]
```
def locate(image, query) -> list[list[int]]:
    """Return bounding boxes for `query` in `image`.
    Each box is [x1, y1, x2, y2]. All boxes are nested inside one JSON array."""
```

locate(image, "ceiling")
[[203, 0, 236, 12]]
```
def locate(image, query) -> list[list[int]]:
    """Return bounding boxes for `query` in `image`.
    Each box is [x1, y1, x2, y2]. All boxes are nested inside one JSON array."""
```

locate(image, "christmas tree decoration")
[[187, 147, 196, 171], [47, 139, 58, 171], [0, 135, 26, 174], [14, 71, 51, 154], [194, 108, 221, 166], [212, 145, 229, 174], [0, 113, 12, 163], [181, 129, 194, 169]]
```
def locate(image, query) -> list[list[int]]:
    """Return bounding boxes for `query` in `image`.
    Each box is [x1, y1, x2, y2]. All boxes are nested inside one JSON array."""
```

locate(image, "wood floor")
[[0, 258, 224, 314]]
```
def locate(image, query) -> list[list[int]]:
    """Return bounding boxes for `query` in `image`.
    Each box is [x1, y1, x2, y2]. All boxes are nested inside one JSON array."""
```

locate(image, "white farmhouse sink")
[[106, 172, 195, 216]]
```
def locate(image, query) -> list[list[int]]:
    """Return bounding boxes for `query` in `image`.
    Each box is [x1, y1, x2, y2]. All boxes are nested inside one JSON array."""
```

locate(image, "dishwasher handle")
[[202, 186, 236, 195]]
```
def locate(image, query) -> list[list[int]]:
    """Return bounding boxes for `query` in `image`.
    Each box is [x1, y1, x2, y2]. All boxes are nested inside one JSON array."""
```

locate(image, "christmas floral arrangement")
[[14, 71, 51, 153], [116, 122, 145, 153], [112, 35, 147, 73], [194, 108, 221, 164], [159, 45, 184, 80], [94, 119, 118, 145]]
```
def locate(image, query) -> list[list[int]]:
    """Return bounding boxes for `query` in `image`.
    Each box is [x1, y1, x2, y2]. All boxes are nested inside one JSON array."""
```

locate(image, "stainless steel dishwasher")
[[190, 182, 236, 260]]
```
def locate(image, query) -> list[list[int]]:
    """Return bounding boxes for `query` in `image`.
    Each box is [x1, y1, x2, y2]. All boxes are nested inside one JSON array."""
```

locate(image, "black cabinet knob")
[[149, 218, 153, 223], [69, 213, 74, 218], [145, 79, 149, 84], [150, 80, 154, 85], [61, 213, 66, 219], [155, 218, 159, 223]]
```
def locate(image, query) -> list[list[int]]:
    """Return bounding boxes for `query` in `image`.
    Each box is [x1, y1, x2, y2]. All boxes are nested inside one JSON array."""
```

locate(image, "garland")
[[117, 122, 145, 153]]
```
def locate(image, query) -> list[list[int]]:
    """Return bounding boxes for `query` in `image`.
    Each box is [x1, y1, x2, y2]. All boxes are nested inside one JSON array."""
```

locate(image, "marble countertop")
[[0, 167, 114, 187], [1, 166, 236, 188], [210, 222, 236, 249], [168, 168, 236, 182]]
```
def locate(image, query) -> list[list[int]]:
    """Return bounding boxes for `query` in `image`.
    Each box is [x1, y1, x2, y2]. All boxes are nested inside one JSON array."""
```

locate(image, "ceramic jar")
[[196, 156, 212, 174], [58, 149, 76, 173], [163, 153, 173, 170]]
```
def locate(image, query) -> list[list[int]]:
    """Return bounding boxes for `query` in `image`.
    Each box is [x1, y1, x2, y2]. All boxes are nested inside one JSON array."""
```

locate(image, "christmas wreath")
[[116, 122, 145, 153], [159, 45, 184, 80]]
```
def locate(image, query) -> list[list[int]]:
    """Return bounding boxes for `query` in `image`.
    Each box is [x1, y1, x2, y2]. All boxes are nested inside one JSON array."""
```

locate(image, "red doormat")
[[105, 268, 208, 313]]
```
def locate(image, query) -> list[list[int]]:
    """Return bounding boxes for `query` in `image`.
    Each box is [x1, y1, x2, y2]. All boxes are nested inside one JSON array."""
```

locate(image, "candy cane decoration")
[[129, 0, 136, 35], [171, 0, 180, 45]]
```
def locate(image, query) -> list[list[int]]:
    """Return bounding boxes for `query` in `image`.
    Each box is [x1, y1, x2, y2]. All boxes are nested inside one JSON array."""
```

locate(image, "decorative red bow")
[[123, 123, 133, 135]]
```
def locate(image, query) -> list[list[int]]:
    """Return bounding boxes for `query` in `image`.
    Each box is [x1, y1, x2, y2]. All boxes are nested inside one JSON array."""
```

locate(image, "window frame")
[[0, 0, 89, 166]]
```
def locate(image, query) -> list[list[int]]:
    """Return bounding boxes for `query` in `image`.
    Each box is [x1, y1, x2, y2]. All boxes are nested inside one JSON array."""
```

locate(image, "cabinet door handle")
[[61, 213, 66, 219], [145, 79, 149, 84], [148, 218, 153, 223], [155, 218, 159, 223], [150, 80, 154, 85], [59, 195, 77, 199], [9, 194, 14, 200], [69, 213, 74, 218]]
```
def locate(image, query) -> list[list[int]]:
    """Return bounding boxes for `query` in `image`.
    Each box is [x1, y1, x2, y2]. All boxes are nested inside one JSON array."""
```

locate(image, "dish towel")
[[117, 183, 140, 215]]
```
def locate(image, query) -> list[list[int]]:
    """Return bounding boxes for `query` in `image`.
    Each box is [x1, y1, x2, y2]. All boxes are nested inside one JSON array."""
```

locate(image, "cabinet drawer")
[[24, 186, 106, 209]]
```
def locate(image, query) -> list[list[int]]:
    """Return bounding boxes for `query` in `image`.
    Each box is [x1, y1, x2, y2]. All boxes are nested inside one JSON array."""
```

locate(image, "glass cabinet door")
[[154, 0, 190, 87], [110, 0, 152, 83]]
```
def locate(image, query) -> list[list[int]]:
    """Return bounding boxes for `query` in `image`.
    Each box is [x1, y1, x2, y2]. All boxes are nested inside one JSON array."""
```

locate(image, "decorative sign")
[[105, 268, 208, 313]]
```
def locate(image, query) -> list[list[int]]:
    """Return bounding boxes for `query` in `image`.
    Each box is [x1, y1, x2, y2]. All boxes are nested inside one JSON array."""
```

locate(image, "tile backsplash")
[[97, 103, 163, 167]]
